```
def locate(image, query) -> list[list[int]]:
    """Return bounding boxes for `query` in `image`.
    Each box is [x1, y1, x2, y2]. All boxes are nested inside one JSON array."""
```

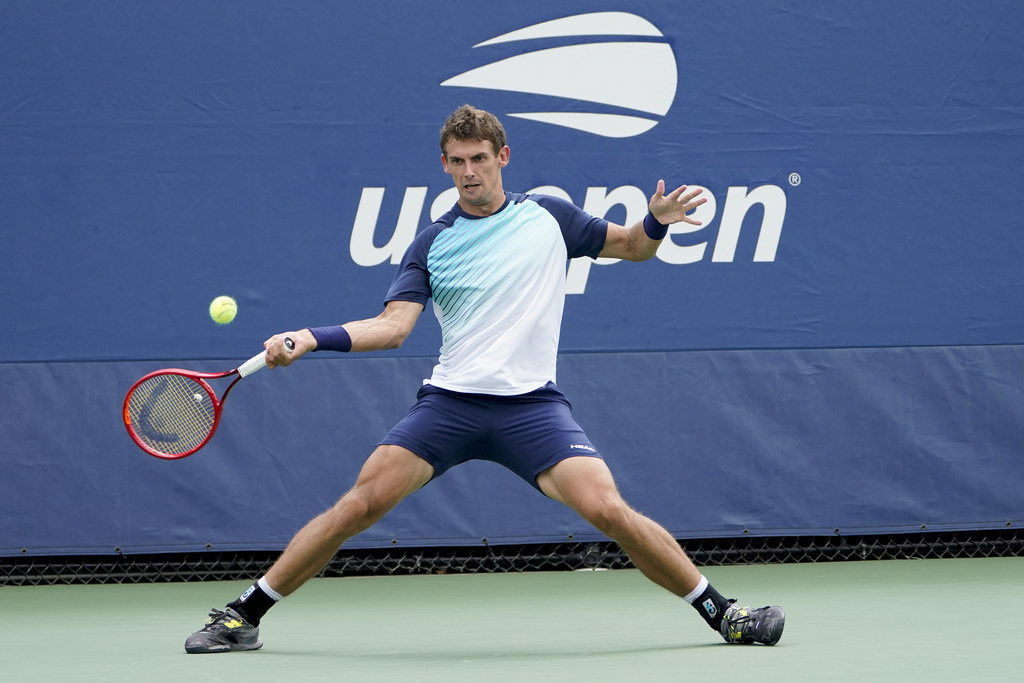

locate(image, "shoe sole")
[[760, 607, 785, 646], [185, 639, 263, 654]]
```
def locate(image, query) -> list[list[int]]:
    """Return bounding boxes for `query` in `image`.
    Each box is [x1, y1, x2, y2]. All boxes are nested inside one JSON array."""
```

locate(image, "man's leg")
[[536, 456, 784, 645], [536, 455, 702, 598], [185, 445, 434, 653], [265, 444, 435, 596]]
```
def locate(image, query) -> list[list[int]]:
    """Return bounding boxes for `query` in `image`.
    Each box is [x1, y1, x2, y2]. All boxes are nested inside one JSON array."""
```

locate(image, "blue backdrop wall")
[[2, 1, 1022, 556]]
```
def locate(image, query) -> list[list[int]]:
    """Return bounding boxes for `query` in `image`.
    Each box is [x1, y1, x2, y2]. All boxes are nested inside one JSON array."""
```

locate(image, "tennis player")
[[185, 105, 785, 653]]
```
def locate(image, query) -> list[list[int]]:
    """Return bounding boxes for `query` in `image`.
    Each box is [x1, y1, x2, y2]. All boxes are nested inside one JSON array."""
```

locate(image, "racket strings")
[[126, 374, 216, 455]]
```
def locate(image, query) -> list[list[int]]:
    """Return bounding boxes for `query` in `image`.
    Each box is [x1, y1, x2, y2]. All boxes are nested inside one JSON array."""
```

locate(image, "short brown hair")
[[439, 105, 507, 157]]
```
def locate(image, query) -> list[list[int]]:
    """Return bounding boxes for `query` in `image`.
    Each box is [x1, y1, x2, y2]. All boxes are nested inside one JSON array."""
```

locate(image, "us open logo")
[[441, 11, 677, 138]]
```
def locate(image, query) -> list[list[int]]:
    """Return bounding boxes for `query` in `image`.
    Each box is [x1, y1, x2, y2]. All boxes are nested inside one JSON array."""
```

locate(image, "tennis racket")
[[123, 338, 294, 460]]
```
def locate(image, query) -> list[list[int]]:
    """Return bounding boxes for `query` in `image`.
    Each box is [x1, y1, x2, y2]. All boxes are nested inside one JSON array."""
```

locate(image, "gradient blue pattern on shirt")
[[428, 199, 554, 347]]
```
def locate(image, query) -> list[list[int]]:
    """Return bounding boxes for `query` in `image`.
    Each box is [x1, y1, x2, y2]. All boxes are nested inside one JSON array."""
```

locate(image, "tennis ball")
[[209, 295, 237, 325]]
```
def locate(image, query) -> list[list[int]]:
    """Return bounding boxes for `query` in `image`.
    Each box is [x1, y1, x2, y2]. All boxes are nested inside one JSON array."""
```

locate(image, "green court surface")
[[2, 556, 1020, 682]]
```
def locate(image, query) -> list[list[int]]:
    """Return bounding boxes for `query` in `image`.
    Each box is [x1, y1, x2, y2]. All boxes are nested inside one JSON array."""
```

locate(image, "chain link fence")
[[3, 528, 1020, 587]]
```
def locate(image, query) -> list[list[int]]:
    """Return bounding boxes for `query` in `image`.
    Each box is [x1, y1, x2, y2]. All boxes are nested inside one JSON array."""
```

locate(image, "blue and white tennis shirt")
[[385, 192, 608, 396]]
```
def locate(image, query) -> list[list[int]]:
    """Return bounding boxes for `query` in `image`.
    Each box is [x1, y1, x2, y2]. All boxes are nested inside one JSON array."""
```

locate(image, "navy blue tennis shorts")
[[379, 382, 602, 491]]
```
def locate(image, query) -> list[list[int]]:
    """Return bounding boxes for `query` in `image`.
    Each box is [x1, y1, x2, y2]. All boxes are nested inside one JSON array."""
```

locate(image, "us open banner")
[[1, 1, 1022, 555]]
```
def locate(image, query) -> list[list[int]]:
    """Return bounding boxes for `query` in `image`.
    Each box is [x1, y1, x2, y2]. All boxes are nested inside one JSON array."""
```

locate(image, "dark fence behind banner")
[[2, 1, 1022, 569]]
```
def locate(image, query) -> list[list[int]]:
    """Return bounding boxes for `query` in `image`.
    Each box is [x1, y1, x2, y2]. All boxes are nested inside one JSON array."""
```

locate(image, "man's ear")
[[440, 152, 451, 174], [498, 145, 510, 168]]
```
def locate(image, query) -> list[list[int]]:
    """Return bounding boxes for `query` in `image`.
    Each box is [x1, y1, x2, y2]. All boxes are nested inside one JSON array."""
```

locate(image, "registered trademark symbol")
[[788, 172, 802, 186]]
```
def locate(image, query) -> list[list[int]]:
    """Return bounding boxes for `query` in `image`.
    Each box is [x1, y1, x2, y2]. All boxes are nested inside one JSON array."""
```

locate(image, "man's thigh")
[[535, 454, 620, 508]]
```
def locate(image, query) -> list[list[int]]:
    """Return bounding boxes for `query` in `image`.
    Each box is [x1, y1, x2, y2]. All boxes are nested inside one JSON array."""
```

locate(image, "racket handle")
[[237, 336, 296, 377]]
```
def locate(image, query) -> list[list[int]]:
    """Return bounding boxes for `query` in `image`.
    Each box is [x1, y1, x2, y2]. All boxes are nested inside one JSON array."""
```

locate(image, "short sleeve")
[[528, 194, 608, 259], [384, 223, 445, 306]]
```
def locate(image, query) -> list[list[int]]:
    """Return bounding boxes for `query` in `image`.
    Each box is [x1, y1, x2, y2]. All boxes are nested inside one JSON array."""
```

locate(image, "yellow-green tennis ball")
[[209, 296, 237, 325]]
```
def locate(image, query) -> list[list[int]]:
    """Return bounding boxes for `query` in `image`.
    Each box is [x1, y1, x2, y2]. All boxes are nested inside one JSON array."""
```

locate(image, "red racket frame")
[[122, 338, 291, 460], [122, 367, 243, 460]]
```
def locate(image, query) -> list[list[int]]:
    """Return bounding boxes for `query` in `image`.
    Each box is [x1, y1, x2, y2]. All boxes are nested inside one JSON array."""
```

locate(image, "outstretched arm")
[[263, 300, 425, 368], [598, 181, 706, 262]]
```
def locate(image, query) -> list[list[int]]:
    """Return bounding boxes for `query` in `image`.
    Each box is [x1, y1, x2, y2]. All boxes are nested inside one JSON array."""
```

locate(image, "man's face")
[[441, 137, 510, 217]]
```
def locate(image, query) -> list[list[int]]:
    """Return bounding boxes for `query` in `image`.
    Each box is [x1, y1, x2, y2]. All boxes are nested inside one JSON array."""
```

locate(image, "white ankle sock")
[[682, 575, 709, 604], [258, 576, 284, 602]]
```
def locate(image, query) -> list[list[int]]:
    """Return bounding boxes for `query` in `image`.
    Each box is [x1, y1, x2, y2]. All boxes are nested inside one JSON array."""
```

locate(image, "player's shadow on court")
[[259, 641, 722, 660]]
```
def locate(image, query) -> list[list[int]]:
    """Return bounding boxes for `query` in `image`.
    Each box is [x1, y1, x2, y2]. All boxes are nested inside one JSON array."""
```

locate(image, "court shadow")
[[258, 641, 722, 661]]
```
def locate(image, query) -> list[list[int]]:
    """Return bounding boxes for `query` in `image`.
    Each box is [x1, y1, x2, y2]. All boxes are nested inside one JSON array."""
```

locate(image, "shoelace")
[[729, 612, 752, 627], [722, 606, 756, 638], [204, 608, 232, 628]]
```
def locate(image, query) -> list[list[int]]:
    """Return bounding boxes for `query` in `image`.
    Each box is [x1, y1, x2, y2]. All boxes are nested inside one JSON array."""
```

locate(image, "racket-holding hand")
[[265, 330, 313, 368]]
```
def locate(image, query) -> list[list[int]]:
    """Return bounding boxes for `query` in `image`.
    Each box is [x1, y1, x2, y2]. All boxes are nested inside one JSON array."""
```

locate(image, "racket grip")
[[237, 337, 295, 377]]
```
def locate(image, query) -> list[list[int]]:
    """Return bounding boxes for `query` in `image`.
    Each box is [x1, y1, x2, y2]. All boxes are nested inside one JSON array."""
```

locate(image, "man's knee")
[[321, 445, 433, 533], [322, 486, 390, 537], [578, 495, 636, 539]]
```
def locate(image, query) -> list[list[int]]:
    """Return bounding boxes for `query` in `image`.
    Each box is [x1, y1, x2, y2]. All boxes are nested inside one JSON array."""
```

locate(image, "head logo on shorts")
[[441, 11, 677, 138]]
